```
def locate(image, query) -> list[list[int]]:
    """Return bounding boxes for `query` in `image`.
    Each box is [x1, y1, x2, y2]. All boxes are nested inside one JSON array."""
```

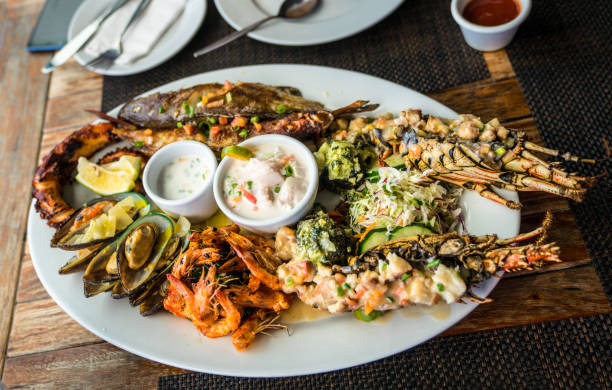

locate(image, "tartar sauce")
[[158, 154, 208, 200], [223, 144, 308, 219]]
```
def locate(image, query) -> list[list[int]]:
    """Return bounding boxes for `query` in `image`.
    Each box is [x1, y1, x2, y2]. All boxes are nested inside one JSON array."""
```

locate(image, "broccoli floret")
[[296, 210, 354, 265], [314, 140, 373, 191]]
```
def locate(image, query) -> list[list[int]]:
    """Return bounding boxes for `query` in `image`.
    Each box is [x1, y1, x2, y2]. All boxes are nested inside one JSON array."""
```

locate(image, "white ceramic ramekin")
[[451, 0, 531, 51], [143, 140, 218, 222], [213, 134, 319, 234]]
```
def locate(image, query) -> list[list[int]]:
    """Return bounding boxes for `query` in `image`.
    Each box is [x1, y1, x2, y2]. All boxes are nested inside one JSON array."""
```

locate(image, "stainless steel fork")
[[86, 0, 151, 69]]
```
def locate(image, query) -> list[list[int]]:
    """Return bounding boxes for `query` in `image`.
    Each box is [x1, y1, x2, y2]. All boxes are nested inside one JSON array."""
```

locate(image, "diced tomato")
[[239, 186, 257, 204], [224, 80, 232, 91], [184, 124, 194, 135], [210, 126, 221, 136], [231, 116, 247, 127], [218, 117, 228, 125]]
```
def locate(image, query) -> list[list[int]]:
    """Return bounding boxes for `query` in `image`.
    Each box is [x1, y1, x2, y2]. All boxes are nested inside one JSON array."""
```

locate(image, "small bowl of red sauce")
[[451, 0, 530, 51]]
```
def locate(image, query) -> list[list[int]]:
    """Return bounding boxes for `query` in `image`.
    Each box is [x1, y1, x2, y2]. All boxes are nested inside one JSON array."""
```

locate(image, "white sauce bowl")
[[143, 140, 218, 222], [213, 134, 319, 234], [451, 0, 531, 51]]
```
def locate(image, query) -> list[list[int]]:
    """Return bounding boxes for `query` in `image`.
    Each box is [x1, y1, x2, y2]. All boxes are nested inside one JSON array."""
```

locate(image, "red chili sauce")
[[462, 0, 521, 26]]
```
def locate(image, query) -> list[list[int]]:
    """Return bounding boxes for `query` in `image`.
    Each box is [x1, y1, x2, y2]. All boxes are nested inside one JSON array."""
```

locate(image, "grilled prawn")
[[278, 212, 560, 314], [351, 109, 599, 209]]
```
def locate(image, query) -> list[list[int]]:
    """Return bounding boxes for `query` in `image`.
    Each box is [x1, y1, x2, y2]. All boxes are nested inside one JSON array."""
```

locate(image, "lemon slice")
[[102, 155, 141, 180], [76, 157, 136, 195]]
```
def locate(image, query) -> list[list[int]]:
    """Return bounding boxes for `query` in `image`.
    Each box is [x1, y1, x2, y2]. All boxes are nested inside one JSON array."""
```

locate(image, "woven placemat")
[[158, 313, 611, 389], [101, 0, 489, 111], [506, 0, 612, 301]]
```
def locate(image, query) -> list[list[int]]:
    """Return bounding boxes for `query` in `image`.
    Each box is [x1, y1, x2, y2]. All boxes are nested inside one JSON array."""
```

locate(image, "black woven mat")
[[158, 313, 611, 389], [506, 0, 612, 301], [101, 0, 489, 111]]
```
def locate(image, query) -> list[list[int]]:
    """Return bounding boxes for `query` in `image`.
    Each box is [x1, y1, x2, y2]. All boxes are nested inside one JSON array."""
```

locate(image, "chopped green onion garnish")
[[343, 283, 351, 290], [209, 117, 217, 124], [386, 296, 394, 303], [437, 283, 445, 292], [276, 105, 287, 114], [231, 183, 237, 189], [354, 309, 381, 322], [250, 116, 260, 123], [158, 106, 165, 113], [336, 287, 346, 296], [133, 140, 144, 148], [426, 258, 441, 268], [495, 146, 506, 156], [401, 273, 410, 281], [238, 129, 248, 138], [247, 181, 253, 190], [284, 165, 294, 177], [287, 277, 294, 287], [479, 125, 485, 133], [225, 92, 232, 102], [198, 121, 206, 129], [274, 186, 280, 193], [381, 262, 388, 272], [203, 129, 210, 138], [177, 122, 183, 128]]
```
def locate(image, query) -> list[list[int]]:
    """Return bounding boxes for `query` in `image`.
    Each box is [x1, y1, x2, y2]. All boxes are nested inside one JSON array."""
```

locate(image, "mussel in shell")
[[124, 222, 158, 270], [117, 214, 174, 293], [82, 239, 121, 285], [51, 193, 149, 250], [59, 243, 103, 274]]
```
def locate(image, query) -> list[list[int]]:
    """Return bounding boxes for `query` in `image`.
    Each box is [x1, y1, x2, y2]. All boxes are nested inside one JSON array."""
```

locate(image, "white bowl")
[[213, 135, 319, 234], [451, 0, 531, 51], [143, 140, 218, 222]]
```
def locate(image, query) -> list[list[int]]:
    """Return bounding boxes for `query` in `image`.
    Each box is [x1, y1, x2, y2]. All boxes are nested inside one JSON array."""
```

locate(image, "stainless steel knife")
[[42, 0, 131, 74]]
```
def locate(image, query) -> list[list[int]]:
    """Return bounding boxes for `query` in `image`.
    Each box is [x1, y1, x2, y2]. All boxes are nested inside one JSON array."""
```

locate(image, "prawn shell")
[[117, 214, 174, 293], [50, 192, 149, 250]]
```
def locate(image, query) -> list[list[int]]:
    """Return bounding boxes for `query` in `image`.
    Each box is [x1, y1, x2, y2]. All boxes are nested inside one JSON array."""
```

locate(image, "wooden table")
[[1, 1, 610, 388]]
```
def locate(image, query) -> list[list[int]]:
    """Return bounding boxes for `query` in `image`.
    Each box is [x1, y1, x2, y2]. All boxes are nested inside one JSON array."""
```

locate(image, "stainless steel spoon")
[[193, 0, 319, 57]]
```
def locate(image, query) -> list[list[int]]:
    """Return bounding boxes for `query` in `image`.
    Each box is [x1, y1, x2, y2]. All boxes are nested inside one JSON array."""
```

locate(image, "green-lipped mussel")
[[51, 192, 149, 250], [117, 213, 174, 293]]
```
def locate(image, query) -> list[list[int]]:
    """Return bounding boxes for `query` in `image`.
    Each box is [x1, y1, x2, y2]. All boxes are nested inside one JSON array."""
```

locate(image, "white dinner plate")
[[214, 0, 405, 46], [27, 64, 520, 377], [69, 0, 206, 76]]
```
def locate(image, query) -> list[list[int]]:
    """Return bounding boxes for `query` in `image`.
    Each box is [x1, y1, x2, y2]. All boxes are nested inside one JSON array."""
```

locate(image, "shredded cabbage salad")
[[344, 167, 463, 234]]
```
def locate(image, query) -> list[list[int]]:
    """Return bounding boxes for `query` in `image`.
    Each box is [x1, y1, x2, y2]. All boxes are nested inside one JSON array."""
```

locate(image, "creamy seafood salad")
[[222, 143, 309, 219]]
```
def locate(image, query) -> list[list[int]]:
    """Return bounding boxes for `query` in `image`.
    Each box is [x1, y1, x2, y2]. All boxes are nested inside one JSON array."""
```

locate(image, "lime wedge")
[[102, 155, 141, 180], [76, 157, 136, 195], [221, 145, 253, 160]]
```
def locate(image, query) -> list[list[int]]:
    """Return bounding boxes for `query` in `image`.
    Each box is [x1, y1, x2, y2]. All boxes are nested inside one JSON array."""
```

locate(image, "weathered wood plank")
[[429, 78, 530, 120], [483, 50, 515, 79], [442, 265, 611, 336], [3, 342, 186, 390], [48, 58, 103, 99], [43, 89, 102, 132], [0, 0, 50, 377], [7, 298, 102, 357], [16, 251, 49, 304]]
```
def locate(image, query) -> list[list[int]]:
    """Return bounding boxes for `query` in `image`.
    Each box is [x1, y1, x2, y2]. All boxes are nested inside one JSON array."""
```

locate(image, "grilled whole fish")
[[119, 82, 325, 129], [113, 110, 333, 151]]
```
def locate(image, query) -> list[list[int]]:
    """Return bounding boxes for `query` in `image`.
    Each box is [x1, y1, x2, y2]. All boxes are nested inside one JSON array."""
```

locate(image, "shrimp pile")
[[163, 224, 291, 351]]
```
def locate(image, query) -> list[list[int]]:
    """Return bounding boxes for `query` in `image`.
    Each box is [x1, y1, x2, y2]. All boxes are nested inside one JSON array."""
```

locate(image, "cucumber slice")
[[383, 154, 406, 169], [359, 225, 434, 254], [359, 228, 389, 254], [390, 225, 433, 240]]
